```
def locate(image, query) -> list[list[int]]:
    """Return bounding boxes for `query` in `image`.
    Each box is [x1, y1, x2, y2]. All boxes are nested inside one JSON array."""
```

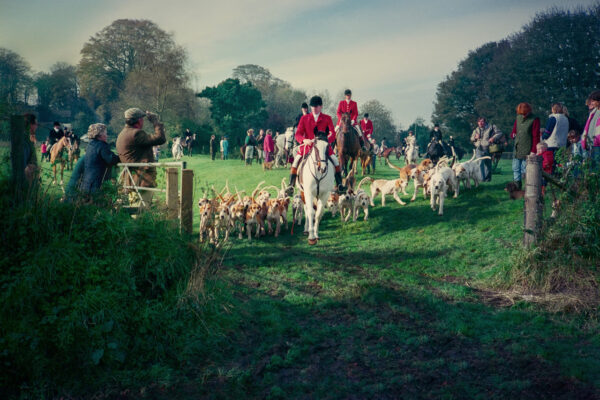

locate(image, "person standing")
[[219, 136, 225, 160], [209, 134, 218, 160], [245, 129, 257, 166], [286, 95, 345, 195], [222, 136, 229, 160], [540, 103, 569, 179], [510, 103, 540, 189], [470, 117, 503, 182], [40, 141, 48, 162], [23, 113, 39, 185], [360, 113, 374, 143], [263, 129, 275, 163], [370, 138, 379, 173], [581, 90, 600, 155], [80, 123, 120, 196], [256, 129, 265, 164], [116, 108, 166, 207]]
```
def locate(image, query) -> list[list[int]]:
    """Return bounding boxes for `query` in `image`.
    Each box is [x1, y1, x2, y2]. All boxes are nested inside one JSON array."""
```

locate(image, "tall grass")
[[0, 174, 237, 398]]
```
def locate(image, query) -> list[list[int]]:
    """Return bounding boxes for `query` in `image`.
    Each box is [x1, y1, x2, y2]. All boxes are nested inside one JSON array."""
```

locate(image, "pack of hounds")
[[197, 150, 491, 243]]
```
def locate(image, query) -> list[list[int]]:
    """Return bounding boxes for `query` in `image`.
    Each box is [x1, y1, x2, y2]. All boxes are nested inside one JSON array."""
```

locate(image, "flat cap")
[[124, 107, 146, 120]]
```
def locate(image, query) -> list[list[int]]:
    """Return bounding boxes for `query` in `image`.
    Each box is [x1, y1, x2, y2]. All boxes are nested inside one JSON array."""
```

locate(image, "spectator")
[[430, 124, 442, 142], [510, 102, 540, 189], [222, 136, 229, 160], [79, 123, 120, 196], [116, 108, 166, 207], [245, 129, 256, 166], [540, 103, 569, 183], [209, 134, 218, 161], [567, 130, 584, 177], [219, 136, 225, 160], [581, 90, 600, 154], [40, 141, 48, 162], [48, 121, 64, 147], [561, 105, 582, 135], [264, 129, 275, 163], [256, 129, 265, 164], [23, 113, 39, 184], [470, 117, 503, 182], [370, 138, 379, 173]]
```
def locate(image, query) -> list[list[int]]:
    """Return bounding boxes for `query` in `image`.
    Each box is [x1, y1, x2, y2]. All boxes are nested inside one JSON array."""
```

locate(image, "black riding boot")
[[335, 171, 346, 193], [286, 171, 297, 196], [359, 137, 366, 151]]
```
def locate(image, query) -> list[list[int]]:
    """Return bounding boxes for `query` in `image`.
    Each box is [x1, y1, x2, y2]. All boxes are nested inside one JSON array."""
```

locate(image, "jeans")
[[512, 158, 527, 182], [476, 147, 491, 182]]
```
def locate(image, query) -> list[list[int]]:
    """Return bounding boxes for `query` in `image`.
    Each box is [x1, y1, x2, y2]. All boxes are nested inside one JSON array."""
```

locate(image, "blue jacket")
[[79, 139, 120, 193]]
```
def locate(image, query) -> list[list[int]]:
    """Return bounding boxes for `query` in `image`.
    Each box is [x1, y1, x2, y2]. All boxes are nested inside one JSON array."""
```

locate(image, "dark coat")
[[116, 123, 165, 187], [80, 139, 120, 193], [48, 128, 64, 145]]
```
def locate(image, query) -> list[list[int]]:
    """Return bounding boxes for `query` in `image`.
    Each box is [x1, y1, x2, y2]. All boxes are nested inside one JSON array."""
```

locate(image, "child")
[[537, 141, 551, 195], [41, 141, 48, 162], [567, 130, 584, 177]]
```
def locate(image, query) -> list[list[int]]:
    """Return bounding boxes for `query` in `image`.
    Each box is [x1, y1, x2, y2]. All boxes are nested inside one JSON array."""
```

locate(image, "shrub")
[[0, 179, 236, 398]]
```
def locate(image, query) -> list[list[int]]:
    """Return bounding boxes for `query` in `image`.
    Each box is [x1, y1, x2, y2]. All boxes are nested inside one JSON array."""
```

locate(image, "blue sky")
[[1, 0, 596, 127]]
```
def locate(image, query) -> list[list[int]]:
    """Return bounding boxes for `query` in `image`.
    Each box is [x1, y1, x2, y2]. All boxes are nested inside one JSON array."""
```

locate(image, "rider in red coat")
[[336, 89, 366, 150], [286, 95, 345, 195], [360, 113, 373, 142]]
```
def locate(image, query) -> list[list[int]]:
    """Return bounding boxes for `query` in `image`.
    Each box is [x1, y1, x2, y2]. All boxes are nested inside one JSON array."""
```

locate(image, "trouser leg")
[[512, 158, 522, 183]]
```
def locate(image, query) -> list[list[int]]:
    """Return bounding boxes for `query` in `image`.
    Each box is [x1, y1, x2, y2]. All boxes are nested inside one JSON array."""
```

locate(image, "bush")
[[507, 150, 599, 310], [0, 179, 236, 398]]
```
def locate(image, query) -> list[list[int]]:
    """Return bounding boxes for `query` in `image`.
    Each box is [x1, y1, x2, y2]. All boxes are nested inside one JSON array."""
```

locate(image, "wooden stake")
[[165, 167, 179, 220], [524, 154, 543, 246], [181, 169, 194, 234]]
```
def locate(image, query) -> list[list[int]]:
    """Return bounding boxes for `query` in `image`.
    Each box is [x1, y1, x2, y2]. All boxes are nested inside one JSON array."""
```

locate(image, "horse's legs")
[[314, 199, 325, 239], [52, 164, 57, 184], [60, 163, 64, 185], [304, 197, 316, 240]]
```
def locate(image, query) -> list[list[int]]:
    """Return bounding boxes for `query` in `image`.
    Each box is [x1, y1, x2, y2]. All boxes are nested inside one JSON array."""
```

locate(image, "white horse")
[[275, 127, 295, 167], [405, 136, 418, 165], [172, 137, 184, 160], [298, 132, 335, 245]]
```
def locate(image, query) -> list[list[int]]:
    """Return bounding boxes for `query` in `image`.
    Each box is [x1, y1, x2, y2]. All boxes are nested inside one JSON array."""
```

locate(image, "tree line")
[[0, 20, 400, 149], [432, 5, 600, 147]]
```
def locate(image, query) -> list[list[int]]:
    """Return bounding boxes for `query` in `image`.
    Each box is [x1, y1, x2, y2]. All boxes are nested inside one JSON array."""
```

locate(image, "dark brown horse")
[[336, 113, 360, 177]]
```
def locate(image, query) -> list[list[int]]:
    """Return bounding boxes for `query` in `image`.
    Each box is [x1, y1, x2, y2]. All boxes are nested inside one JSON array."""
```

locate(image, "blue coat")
[[79, 139, 120, 193]]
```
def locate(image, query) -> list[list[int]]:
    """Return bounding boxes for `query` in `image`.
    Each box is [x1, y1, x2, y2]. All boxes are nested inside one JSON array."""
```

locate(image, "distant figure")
[[40, 141, 48, 162], [263, 129, 275, 163], [210, 134, 218, 160], [295, 103, 309, 128], [245, 129, 257, 165], [471, 117, 503, 182], [48, 121, 64, 147], [336, 89, 364, 149], [219, 136, 225, 159], [430, 124, 442, 142], [256, 129, 265, 164], [222, 136, 229, 160]]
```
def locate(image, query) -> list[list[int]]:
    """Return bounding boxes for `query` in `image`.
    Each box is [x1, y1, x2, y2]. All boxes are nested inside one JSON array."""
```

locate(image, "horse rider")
[[360, 113, 374, 144], [295, 102, 309, 128], [48, 121, 64, 148], [430, 123, 443, 142], [286, 95, 346, 196], [336, 89, 366, 150]]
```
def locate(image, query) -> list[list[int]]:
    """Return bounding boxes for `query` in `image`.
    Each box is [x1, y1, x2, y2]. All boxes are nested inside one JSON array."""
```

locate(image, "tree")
[[360, 99, 397, 142], [78, 19, 190, 125], [34, 63, 80, 120], [197, 78, 267, 143], [0, 48, 32, 106], [232, 64, 306, 132], [433, 6, 600, 145]]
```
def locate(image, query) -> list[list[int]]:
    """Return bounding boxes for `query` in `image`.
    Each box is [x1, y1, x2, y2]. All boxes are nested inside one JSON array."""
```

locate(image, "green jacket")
[[514, 114, 537, 160]]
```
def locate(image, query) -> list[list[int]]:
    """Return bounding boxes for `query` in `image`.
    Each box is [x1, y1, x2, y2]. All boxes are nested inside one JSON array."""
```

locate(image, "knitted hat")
[[87, 123, 107, 139]]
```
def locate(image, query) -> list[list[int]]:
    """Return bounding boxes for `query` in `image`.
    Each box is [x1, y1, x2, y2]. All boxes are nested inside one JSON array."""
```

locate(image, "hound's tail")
[[356, 177, 373, 191], [386, 158, 403, 171]]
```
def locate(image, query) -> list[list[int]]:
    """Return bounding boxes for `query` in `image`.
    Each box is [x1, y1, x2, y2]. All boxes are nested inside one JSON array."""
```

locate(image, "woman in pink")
[[40, 141, 48, 162], [263, 129, 275, 163]]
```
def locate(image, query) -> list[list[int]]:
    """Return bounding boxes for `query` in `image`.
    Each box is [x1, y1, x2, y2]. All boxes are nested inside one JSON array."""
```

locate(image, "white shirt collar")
[[313, 113, 320, 122]]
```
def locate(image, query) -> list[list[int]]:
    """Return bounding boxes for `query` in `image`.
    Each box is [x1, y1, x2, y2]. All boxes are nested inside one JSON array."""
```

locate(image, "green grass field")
[[37, 152, 600, 398]]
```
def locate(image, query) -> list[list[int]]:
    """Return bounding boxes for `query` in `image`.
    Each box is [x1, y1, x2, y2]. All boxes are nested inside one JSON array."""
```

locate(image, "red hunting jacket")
[[336, 100, 359, 126], [295, 113, 336, 156], [360, 119, 373, 140]]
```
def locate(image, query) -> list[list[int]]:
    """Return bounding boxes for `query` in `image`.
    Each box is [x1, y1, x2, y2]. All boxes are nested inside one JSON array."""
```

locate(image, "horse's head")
[[313, 126, 329, 142], [340, 113, 352, 130]]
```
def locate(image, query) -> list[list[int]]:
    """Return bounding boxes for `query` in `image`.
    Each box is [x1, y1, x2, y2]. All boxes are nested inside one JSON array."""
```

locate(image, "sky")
[[0, 0, 596, 128]]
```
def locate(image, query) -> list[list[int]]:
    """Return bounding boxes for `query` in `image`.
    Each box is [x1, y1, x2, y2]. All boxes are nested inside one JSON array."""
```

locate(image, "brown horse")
[[50, 136, 71, 185], [336, 113, 360, 177], [359, 147, 372, 176]]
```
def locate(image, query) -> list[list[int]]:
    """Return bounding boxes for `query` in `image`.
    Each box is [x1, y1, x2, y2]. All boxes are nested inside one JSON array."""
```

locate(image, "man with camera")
[[471, 117, 503, 182], [116, 107, 166, 207]]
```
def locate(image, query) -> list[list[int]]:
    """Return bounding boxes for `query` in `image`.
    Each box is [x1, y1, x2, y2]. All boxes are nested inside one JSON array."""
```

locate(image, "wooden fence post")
[[10, 115, 25, 203], [524, 154, 543, 246], [180, 169, 194, 234], [165, 168, 179, 220]]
